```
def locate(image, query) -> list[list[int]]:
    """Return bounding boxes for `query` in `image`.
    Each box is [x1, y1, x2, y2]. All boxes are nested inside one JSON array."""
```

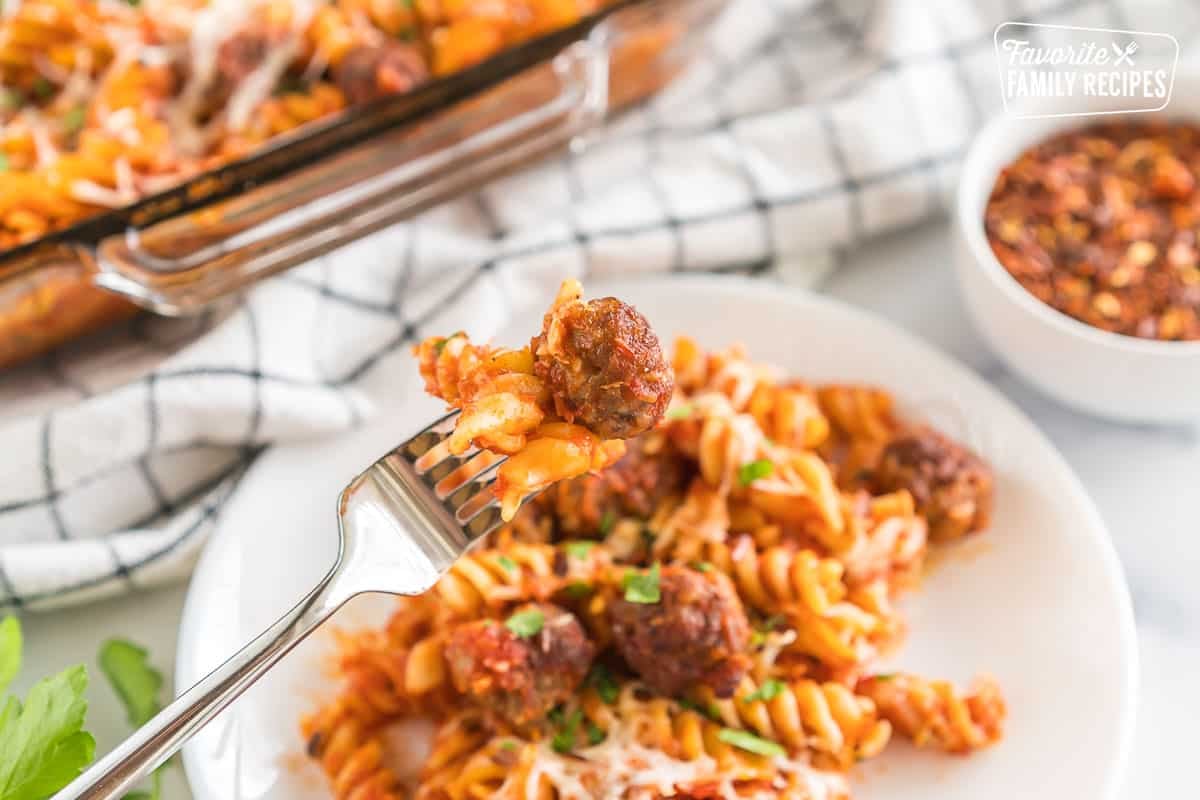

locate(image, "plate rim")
[[176, 274, 1139, 799]]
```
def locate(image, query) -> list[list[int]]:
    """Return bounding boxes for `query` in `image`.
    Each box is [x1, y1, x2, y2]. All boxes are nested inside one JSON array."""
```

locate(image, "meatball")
[[213, 30, 272, 98], [609, 566, 751, 698], [533, 435, 693, 536], [333, 42, 428, 104], [444, 603, 594, 724], [872, 425, 994, 543], [532, 296, 673, 440]]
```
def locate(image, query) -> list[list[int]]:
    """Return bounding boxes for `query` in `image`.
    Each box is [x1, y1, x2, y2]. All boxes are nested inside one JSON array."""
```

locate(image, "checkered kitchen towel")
[[0, 0, 1195, 610]]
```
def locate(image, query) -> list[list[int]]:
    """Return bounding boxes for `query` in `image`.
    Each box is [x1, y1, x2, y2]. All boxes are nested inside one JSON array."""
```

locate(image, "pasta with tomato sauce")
[[302, 317, 1005, 800]]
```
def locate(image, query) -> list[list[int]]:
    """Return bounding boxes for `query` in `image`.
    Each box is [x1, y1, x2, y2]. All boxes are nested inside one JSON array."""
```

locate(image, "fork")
[[55, 410, 511, 800]]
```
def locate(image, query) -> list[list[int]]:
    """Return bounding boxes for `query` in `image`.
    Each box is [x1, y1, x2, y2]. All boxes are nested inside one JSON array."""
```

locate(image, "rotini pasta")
[[415, 280, 672, 519], [303, 324, 1006, 800]]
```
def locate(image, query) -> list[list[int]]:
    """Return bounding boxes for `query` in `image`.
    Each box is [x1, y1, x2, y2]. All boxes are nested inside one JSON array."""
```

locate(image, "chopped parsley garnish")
[[551, 710, 583, 754], [737, 459, 774, 486], [0, 154, 8, 173], [621, 563, 661, 604], [691, 561, 714, 573], [62, 106, 86, 135], [717, 728, 786, 758], [32, 77, 54, 99], [598, 509, 616, 535], [498, 739, 518, 751], [665, 404, 694, 420], [496, 555, 517, 574], [504, 609, 544, 638], [679, 698, 721, 721], [586, 722, 605, 745], [564, 581, 592, 599], [562, 540, 595, 559], [759, 614, 785, 632], [398, 0, 414, 7], [585, 664, 619, 705], [871, 673, 898, 682], [742, 679, 785, 704]]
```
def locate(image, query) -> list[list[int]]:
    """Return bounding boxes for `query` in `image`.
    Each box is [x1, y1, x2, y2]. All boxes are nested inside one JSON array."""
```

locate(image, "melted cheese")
[[517, 717, 849, 800]]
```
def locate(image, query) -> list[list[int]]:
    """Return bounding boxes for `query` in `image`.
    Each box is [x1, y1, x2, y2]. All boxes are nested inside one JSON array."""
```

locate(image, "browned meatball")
[[213, 30, 271, 97], [444, 603, 594, 724], [532, 297, 673, 440], [533, 435, 692, 536], [333, 43, 428, 104], [609, 566, 751, 698], [872, 425, 994, 543]]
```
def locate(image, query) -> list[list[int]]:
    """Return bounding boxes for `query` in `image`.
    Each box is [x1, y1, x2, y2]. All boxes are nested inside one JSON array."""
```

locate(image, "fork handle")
[[54, 563, 350, 800]]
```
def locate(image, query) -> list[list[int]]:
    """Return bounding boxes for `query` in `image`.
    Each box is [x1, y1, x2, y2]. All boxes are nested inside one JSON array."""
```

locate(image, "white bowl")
[[953, 79, 1200, 425]]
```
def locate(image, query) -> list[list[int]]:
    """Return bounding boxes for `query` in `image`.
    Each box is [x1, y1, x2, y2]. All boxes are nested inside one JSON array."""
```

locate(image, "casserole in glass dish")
[[0, 0, 727, 368]]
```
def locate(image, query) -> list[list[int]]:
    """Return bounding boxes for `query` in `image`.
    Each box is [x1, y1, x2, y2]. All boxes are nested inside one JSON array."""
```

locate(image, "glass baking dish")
[[0, 0, 727, 369]]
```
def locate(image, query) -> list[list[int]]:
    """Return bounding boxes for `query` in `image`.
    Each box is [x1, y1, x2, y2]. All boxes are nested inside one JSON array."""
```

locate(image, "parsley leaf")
[[0, 664, 96, 798], [585, 664, 618, 705], [586, 722, 605, 746], [562, 541, 595, 559], [871, 673, 898, 682], [665, 404, 693, 420], [690, 561, 714, 573], [433, 331, 465, 355], [551, 710, 582, 754], [498, 739, 518, 751], [99, 640, 163, 728], [505, 609, 544, 638], [717, 728, 785, 758], [598, 509, 616, 536], [0, 617, 21, 696], [737, 459, 774, 486], [621, 563, 661, 604], [678, 698, 722, 721], [496, 555, 517, 574], [61, 106, 85, 135], [742, 679, 785, 704], [0, 154, 8, 173], [32, 78, 54, 100], [564, 582, 592, 599]]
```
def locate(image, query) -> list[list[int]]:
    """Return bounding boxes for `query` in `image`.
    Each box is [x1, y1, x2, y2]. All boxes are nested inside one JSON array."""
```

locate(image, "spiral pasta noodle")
[[302, 326, 1006, 800]]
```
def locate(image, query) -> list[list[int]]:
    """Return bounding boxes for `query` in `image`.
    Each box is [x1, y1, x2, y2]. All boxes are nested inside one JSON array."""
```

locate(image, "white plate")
[[177, 276, 1137, 800]]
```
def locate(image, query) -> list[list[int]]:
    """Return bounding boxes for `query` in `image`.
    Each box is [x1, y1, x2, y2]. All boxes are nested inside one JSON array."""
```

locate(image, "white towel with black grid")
[[0, 0, 1193, 609]]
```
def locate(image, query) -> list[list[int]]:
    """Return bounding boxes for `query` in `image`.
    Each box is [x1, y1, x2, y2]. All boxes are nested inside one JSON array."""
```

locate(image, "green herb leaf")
[[398, 0, 414, 8], [496, 555, 517, 574], [598, 509, 616, 536], [749, 631, 765, 648], [0, 617, 22, 696], [690, 561, 713, 573], [737, 459, 774, 487], [498, 739, 518, 751], [621, 563, 661, 604], [0, 664, 96, 798], [504, 609, 544, 638], [32, 78, 54, 100], [758, 614, 785, 632], [61, 106, 85, 135], [0, 89, 24, 111], [717, 728, 785, 758], [678, 698, 721, 721], [562, 540, 595, 559], [585, 664, 618, 705], [433, 332, 464, 355], [665, 404, 694, 420], [742, 679, 785, 704], [551, 710, 582, 754], [99, 639, 164, 729], [563, 582, 592, 599], [871, 673, 898, 682], [586, 721, 605, 746], [0, 154, 8, 172]]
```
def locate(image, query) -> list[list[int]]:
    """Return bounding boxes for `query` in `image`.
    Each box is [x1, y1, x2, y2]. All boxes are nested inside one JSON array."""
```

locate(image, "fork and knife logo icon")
[[1111, 41, 1138, 66]]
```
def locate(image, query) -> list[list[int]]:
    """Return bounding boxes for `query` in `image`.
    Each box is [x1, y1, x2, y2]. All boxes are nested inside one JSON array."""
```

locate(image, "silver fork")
[[56, 410, 512, 800]]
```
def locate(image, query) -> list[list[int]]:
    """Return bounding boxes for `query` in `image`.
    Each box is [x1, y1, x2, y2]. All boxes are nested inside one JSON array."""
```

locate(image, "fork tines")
[[402, 410, 508, 538]]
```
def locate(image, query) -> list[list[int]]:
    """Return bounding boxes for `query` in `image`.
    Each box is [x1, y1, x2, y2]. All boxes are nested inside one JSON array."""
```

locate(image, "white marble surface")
[[19, 217, 1199, 798]]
